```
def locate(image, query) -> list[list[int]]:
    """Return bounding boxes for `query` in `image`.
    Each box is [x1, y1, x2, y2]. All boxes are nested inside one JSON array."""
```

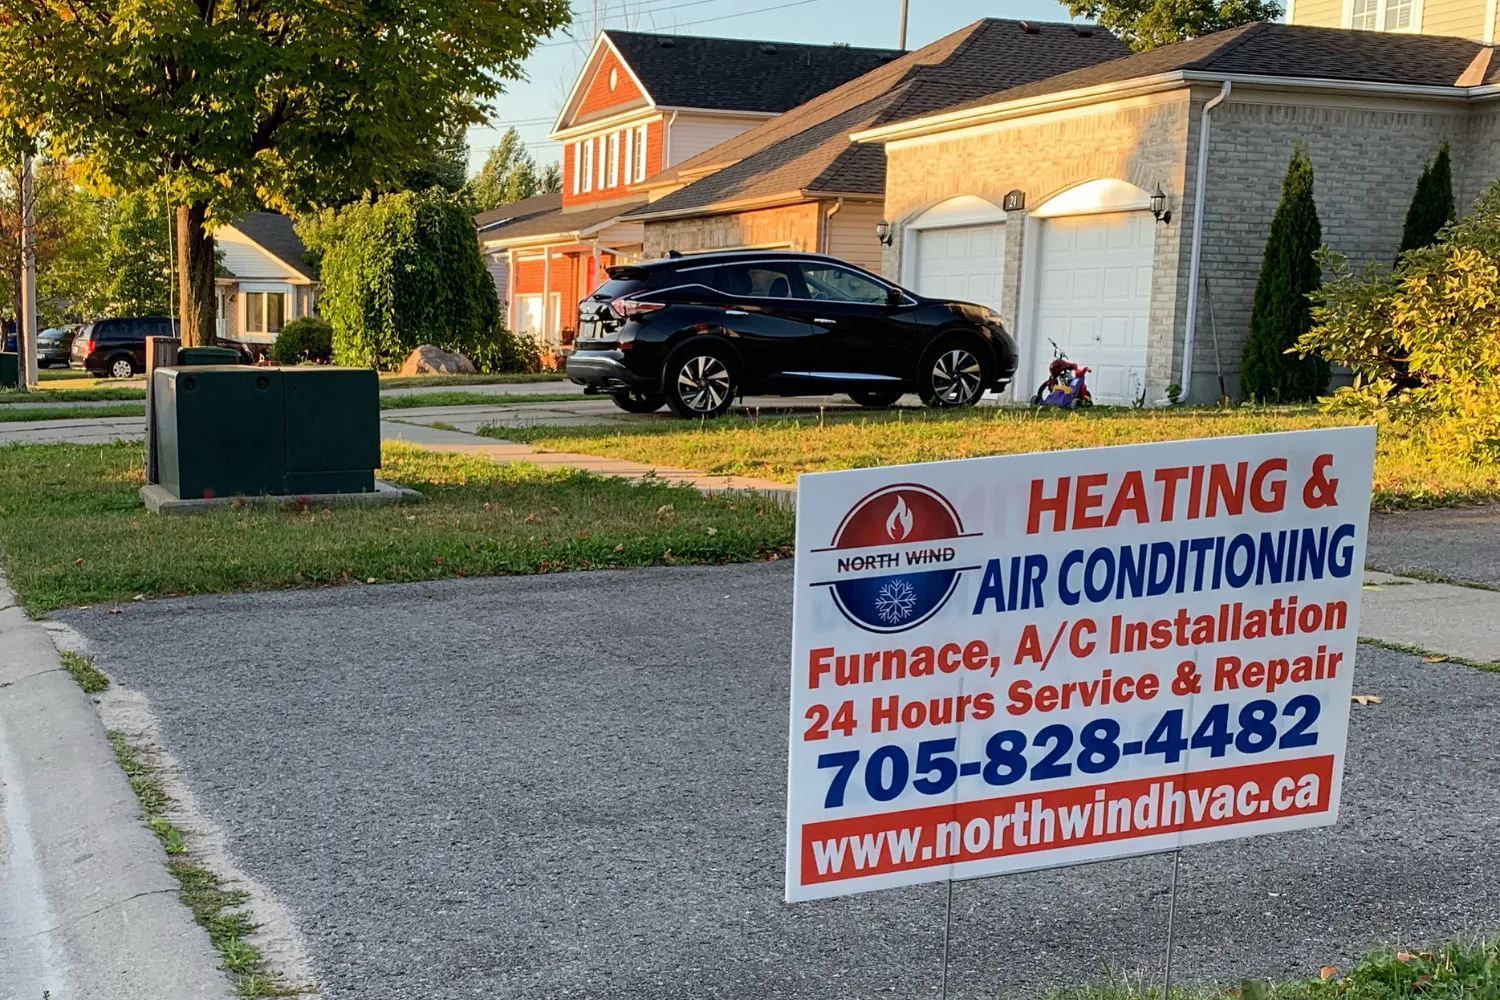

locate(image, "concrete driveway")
[[53, 561, 1500, 1000]]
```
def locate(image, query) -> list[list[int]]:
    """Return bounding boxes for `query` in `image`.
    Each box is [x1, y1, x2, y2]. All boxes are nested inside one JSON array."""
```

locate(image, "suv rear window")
[[594, 277, 646, 299]]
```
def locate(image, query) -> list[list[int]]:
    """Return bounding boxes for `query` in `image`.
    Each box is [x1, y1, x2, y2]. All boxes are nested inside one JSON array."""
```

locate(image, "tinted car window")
[[594, 277, 646, 299], [710, 262, 802, 299], [801, 264, 890, 304]]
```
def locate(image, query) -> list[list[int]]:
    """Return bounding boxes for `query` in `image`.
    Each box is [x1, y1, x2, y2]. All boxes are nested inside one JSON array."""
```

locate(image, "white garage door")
[[1034, 212, 1154, 406], [916, 224, 1004, 312]]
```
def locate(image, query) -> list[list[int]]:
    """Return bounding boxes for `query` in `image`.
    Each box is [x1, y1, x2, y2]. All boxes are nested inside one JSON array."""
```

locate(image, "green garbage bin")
[[0, 352, 17, 389], [176, 345, 243, 366]]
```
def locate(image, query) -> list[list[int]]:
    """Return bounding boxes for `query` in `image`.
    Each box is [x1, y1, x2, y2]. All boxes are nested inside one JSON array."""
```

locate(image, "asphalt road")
[[1368, 506, 1500, 586], [54, 559, 1500, 1000]]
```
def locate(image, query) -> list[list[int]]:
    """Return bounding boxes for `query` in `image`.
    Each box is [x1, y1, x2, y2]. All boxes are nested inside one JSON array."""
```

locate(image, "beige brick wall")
[[881, 93, 1193, 401], [642, 202, 822, 258]]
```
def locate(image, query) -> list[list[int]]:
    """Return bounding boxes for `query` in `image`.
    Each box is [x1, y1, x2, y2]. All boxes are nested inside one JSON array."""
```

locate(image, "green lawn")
[[489, 405, 1500, 511], [0, 403, 144, 421], [0, 441, 792, 613], [379, 390, 583, 409], [0, 386, 148, 402], [377, 372, 565, 389]]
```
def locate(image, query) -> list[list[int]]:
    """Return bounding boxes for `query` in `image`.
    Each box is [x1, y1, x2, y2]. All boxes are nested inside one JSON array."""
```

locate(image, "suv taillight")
[[611, 297, 665, 319]]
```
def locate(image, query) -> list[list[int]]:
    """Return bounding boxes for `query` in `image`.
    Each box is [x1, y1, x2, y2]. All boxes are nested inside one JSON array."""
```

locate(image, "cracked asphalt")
[[54, 552, 1500, 1000]]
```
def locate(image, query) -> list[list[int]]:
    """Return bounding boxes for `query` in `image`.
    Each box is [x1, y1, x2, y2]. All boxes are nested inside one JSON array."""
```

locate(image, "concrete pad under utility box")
[[141, 479, 421, 514]]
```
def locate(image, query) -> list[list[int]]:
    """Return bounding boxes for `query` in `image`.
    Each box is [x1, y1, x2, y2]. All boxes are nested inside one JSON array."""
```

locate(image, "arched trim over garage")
[[899, 196, 1008, 317], [1015, 178, 1157, 406], [1031, 178, 1153, 219]]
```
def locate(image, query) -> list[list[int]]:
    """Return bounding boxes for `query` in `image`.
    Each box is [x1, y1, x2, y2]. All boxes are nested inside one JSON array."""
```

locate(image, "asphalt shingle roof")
[[477, 197, 648, 244], [627, 19, 1131, 218], [231, 212, 316, 279], [603, 30, 903, 115]]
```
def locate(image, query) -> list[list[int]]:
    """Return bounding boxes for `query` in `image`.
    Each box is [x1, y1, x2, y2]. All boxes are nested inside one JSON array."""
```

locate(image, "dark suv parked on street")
[[72, 317, 179, 378], [565, 251, 1018, 418]]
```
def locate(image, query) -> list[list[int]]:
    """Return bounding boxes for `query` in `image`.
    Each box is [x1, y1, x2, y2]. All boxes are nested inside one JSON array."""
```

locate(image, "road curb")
[[0, 575, 233, 1000]]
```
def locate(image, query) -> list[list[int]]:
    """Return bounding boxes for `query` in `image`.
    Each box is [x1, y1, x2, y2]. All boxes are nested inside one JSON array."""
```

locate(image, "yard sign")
[[786, 427, 1375, 901]]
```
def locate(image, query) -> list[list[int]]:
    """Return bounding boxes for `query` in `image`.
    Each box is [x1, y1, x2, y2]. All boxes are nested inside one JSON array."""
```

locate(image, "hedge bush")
[[269, 316, 334, 365], [297, 189, 518, 371], [1299, 179, 1500, 464]]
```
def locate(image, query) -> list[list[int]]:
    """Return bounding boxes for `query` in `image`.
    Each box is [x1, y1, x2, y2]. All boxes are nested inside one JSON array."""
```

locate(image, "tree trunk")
[[176, 202, 216, 346]]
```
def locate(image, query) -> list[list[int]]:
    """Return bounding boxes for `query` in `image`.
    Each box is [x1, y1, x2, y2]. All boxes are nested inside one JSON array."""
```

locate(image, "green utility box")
[[152, 365, 379, 500], [176, 345, 243, 366], [0, 352, 16, 389]]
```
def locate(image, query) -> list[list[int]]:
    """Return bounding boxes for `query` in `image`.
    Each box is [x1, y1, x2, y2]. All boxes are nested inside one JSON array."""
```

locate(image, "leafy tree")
[[100, 192, 173, 317], [1240, 147, 1328, 402], [1398, 141, 1455, 257], [0, 0, 569, 346], [0, 158, 99, 325], [1065, 0, 1282, 50], [540, 161, 563, 195], [299, 188, 518, 370], [1300, 180, 1500, 463], [400, 120, 472, 196], [466, 129, 546, 211]]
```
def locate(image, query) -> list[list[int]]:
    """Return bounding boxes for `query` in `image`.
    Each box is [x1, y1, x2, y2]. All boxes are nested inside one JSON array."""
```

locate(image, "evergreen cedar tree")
[[0, 0, 570, 347], [1240, 148, 1329, 403], [1398, 142, 1455, 257], [1064, 0, 1283, 49]]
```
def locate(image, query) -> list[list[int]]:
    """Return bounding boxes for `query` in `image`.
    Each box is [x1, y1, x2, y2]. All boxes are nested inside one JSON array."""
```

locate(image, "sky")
[[468, 0, 1084, 174]]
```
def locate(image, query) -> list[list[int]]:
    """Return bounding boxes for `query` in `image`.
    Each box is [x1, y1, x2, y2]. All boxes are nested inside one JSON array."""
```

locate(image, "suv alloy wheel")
[[665, 347, 736, 419], [918, 342, 986, 408]]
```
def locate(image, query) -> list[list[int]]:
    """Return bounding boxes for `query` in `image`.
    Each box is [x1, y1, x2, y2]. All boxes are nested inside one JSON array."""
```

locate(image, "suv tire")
[[848, 388, 904, 409], [664, 344, 738, 419], [106, 355, 136, 379], [610, 390, 665, 414], [917, 338, 987, 408]]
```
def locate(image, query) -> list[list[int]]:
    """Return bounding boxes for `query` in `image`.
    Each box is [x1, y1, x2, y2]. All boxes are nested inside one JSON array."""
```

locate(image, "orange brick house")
[[478, 30, 901, 363]]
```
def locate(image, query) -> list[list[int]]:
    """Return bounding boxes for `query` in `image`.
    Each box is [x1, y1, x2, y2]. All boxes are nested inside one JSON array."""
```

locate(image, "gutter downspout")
[[821, 198, 843, 255], [1179, 80, 1230, 400], [663, 110, 679, 167]]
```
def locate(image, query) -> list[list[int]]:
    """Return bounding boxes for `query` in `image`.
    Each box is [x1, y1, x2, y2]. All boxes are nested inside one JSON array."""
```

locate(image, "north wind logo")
[[815, 484, 978, 634]]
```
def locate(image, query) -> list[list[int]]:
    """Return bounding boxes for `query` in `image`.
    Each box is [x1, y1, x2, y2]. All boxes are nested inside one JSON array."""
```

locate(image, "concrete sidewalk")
[[382, 419, 796, 503], [0, 573, 232, 1000]]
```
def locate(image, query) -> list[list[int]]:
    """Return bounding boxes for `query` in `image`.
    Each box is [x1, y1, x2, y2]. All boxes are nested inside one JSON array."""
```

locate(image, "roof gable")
[[221, 212, 315, 280]]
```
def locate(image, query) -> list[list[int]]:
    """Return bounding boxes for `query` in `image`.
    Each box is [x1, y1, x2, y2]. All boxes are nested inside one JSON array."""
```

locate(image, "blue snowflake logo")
[[874, 579, 918, 624]]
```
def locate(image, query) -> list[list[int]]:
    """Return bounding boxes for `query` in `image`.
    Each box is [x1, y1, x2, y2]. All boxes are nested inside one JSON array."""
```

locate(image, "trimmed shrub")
[[269, 316, 334, 365], [1398, 141, 1455, 258], [296, 189, 503, 370], [1240, 147, 1329, 403], [1299, 179, 1500, 464]]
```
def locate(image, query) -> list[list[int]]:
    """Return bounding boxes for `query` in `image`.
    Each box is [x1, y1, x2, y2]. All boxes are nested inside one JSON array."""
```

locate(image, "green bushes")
[[1240, 147, 1329, 403], [1398, 141, 1454, 257], [297, 189, 522, 371], [1299, 179, 1500, 464], [268, 316, 333, 365]]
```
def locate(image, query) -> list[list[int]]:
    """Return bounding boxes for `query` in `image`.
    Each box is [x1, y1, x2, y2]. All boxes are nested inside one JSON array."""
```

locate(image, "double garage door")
[[913, 211, 1152, 406]]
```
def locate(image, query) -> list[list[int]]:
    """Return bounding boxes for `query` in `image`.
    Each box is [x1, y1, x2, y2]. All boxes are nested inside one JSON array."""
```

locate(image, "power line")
[[536, 0, 834, 47]]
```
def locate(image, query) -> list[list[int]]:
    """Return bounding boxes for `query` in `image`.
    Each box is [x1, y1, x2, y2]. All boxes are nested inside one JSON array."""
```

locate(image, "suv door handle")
[[814, 318, 838, 326], [725, 309, 748, 316]]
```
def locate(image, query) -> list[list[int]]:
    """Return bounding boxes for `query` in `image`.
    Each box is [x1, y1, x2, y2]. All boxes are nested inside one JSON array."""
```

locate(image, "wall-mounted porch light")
[[1150, 184, 1172, 225], [875, 219, 893, 246]]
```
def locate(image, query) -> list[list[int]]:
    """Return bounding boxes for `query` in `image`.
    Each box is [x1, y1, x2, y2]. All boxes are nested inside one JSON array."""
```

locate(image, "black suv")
[[566, 251, 1018, 418], [72, 317, 179, 378]]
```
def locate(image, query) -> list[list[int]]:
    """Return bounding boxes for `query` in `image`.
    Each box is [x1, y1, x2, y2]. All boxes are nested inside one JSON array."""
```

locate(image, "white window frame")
[[1342, 0, 1421, 31], [572, 141, 582, 194], [579, 139, 593, 193], [633, 124, 648, 182], [240, 286, 290, 341], [597, 135, 607, 190], [624, 128, 634, 187], [607, 131, 620, 188]]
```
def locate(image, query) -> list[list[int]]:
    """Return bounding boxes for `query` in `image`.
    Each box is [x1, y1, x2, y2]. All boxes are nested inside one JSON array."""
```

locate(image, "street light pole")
[[20, 153, 38, 391], [898, 0, 908, 49]]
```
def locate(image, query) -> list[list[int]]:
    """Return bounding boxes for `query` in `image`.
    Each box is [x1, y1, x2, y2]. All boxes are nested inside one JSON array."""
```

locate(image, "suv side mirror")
[[885, 286, 902, 308]]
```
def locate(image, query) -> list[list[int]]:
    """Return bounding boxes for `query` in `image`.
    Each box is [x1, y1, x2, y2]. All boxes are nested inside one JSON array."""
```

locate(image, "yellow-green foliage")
[[1301, 181, 1500, 464]]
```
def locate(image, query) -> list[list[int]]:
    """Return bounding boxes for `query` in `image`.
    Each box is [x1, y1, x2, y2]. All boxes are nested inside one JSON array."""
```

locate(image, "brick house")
[[626, 19, 1129, 280], [478, 30, 901, 362], [849, 24, 1500, 404]]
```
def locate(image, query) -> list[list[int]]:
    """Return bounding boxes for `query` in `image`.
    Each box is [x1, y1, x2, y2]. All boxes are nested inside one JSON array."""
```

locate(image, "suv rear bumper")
[[565, 350, 654, 391]]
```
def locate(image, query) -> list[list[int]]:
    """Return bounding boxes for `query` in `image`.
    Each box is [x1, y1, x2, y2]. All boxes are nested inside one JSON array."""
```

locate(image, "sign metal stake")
[[939, 877, 954, 1000], [1162, 849, 1183, 1000]]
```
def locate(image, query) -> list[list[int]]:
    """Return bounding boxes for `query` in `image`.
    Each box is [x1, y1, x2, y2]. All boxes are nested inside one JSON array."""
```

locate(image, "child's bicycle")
[[1032, 341, 1093, 409]]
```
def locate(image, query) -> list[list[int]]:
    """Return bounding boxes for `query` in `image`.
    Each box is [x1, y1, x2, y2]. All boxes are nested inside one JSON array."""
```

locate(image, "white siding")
[[666, 112, 767, 165], [216, 227, 301, 281], [825, 201, 885, 274]]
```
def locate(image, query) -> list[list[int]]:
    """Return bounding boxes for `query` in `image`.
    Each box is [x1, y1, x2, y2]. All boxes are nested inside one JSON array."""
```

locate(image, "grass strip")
[[1358, 636, 1499, 671], [377, 372, 564, 389], [0, 404, 144, 422], [379, 390, 583, 409], [0, 387, 147, 403], [491, 405, 1500, 511], [0, 441, 794, 613], [108, 730, 304, 996], [1369, 566, 1500, 593], [59, 650, 109, 693], [1047, 937, 1500, 1000]]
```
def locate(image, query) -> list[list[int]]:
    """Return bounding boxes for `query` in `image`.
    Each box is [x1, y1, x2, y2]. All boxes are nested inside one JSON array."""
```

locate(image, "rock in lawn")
[[399, 344, 476, 376]]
